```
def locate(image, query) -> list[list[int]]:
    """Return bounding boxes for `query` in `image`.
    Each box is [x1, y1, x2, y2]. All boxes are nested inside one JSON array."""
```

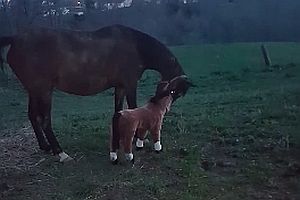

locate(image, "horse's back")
[[7, 26, 145, 95]]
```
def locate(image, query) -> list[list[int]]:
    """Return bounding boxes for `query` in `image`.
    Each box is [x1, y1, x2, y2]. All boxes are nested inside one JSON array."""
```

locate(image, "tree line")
[[1, 0, 300, 45]]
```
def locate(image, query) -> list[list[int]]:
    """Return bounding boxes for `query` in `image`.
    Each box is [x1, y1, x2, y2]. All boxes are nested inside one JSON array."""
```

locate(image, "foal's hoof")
[[135, 146, 143, 151], [155, 150, 161, 154], [111, 159, 118, 165], [155, 148, 163, 154], [127, 157, 135, 166]]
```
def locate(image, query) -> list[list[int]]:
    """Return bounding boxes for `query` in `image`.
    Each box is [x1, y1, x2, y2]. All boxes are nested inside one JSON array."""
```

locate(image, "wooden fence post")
[[261, 44, 272, 67]]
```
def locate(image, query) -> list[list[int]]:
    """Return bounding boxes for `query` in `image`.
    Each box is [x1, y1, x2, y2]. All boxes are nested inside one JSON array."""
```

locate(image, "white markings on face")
[[154, 141, 162, 151], [59, 152, 73, 162], [170, 90, 175, 94], [110, 152, 118, 161], [136, 138, 144, 148], [125, 153, 134, 161]]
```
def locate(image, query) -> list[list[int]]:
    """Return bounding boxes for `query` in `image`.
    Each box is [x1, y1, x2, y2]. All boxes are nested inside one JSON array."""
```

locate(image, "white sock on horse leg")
[[59, 152, 73, 162], [125, 153, 133, 161], [110, 152, 118, 161], [154, 141, 162, 151], [136, 138, 144, 148]]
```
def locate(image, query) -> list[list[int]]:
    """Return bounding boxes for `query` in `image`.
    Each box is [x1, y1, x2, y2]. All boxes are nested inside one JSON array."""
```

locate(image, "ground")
[[0, 43, 299, 200]]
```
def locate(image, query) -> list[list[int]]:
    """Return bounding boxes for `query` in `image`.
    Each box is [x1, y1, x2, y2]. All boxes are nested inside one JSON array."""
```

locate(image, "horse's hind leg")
[[37, 92, 72, 162], [28, 96, 51, 152]]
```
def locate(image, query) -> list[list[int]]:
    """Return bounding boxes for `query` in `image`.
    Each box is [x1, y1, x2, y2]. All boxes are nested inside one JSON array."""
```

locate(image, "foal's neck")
[[147, 96, 172, 115]]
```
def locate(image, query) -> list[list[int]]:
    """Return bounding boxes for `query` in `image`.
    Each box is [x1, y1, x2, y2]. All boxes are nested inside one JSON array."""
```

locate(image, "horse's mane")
[[94, 25, 180, 75]]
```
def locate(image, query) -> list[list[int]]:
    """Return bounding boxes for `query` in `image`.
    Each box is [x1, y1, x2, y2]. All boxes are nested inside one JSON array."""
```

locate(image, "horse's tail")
[[111, 112, 122, 151], [0, 37, 13, 47], [0, 36, 13, 71]]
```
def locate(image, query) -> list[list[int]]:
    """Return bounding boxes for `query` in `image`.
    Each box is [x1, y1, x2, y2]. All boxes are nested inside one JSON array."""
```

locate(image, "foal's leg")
[[135, 128, 147, 150], [28, 95, 51, 152], [151, 127, 162, 152], [123, 131, 135, 163], [38, 92, 72, 162]]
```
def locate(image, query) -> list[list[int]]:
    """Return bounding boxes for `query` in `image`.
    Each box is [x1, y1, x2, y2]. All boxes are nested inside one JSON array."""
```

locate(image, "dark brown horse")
[[0, 25, 191, 161]]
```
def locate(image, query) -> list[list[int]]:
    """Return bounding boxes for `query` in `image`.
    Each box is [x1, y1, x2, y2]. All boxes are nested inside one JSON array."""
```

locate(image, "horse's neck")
[[153, 62, 184, 81]]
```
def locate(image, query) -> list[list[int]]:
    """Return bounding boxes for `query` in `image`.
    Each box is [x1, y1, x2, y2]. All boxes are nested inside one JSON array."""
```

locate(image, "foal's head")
[[149, 76, 193, 112], [154, 75, 194, 103], [150, 82, 174, 111]]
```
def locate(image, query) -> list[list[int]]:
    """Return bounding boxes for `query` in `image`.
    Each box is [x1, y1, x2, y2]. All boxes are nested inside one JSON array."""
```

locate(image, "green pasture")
[[1, 42, 299, 200]]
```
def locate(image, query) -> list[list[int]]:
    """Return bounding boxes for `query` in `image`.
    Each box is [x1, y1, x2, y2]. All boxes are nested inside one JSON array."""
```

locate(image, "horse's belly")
[[55, 74, 113, 96]]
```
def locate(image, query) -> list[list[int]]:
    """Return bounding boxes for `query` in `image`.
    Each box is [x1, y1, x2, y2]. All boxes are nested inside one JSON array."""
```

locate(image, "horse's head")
[[150, 75, 194, 107], [150, 81, 172, 104], [155, 75, 194, 102]]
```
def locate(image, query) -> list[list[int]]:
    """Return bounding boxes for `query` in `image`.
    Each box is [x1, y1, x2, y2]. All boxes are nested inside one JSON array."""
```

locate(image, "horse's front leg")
[[125, 84, 137, 109]]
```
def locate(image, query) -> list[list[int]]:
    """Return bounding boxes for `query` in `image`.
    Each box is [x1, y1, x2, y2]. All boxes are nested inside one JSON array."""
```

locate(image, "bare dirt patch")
[[0, 124, 55, 200]]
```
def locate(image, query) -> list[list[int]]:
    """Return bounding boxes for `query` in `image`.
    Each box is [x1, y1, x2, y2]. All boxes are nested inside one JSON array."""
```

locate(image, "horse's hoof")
[[135, 146, 143, 151], [40, 144, 51, 153], [58, 152, 73, 163], [61, 156, 74, 163], [111, 159, 118, 165]]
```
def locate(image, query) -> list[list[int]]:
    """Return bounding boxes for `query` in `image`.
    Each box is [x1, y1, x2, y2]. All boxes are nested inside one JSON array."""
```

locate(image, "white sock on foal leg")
[[59, 152, 73, 162], [110, 152, 118, 162], [136, 138, 144, 148], [154, 141, 162, 151], [125, 153, 134, 161]]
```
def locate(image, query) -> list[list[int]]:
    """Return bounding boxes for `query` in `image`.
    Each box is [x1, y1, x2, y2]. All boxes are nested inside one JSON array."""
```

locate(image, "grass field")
[[1, 42, 300, 200]]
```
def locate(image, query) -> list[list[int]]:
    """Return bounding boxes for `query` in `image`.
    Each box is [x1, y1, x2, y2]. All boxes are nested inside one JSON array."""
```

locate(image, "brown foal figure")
[[110, 81, 177, 163]]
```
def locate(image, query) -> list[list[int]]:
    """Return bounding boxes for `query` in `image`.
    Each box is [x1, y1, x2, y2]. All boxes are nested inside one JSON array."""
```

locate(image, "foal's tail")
[[111, 112, 122, 151], [0, 36, 13, 70]]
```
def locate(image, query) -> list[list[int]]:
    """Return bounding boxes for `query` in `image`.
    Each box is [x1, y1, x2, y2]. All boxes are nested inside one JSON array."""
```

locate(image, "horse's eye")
[[170, 90, 175, 94]]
